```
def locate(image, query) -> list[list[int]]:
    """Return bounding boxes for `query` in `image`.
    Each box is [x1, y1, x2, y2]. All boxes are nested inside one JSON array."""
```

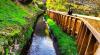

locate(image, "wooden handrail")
[[47, 10, 100, 55]]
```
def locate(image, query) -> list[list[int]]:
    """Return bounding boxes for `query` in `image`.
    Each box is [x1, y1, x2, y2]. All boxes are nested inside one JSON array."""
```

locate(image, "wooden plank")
[[94, 43, 100, 55], [51, 12, 54, 19], [59, 15, 62, 26], [71, 18, 77, 36], [70, 17, 75, 36], [67, 16, 71, 34], [85, 35, 96, 55], [65, 16, 70, 32], [62, 15, 66, 30], [84, 33, 93, 55], [50, 11, 52, 18], [55, 13, 58, 22], [61, 15, 64, 29], [78, 24, 86, 51], [94, 41, 99, 55], [75, 20, 82, 35], [76, 22, 84, 44], [79, 27, 88, 55], [69, 17, 73, 34], [53, 12, 55, 18], [62, 15, 65, 28], [53, 12, 56, 20], [58, 14, 60, 25], [56, 13, 59, 25], [61, 15, 64, 27], [61, 15, 64, 28], [56, 13, 58, 24], [79, 25, 88, 51], [53, 12, 56, 21], [57, 13, 59, 24], [60, 15, 62, 26], [63, 16, 68, 31]]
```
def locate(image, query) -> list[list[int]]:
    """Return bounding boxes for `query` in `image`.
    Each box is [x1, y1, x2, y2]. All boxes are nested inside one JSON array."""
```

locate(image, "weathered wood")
[[67, 16, 71, 34], [69, 16, 73, 34], [55, 13, 58, 23], [63, 16, 68, 31], [94, 43, 100, 55], [75, 20, 82, 35], [79, 27, 88, 55], [61, 15, 64, 28], [70, 17, 75, 36], [77, 21, 84, 44], [71, 18, 77, 36], [62, 15, 66, 29], [61, 15, 63, 27], [58, 14, 60, 25], [94, 41, 99, 55], [56, 13, 59, 24], [78, 24, 86, 51], [65, 16, 70, 32], [59, 14, 62, 26], [84, 33, 93, 55]]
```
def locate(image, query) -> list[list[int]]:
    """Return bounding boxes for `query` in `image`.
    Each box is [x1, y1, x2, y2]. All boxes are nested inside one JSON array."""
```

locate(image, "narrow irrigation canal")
[[28, 16, 56, 55]]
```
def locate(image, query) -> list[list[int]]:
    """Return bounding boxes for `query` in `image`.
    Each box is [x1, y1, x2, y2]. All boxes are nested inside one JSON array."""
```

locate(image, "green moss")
[[0, 0, 42, 54], [24, 27, 33, 39], [45, 15, 78, 55], [19, 26, 33, 48], [0, 0, 28, 26]]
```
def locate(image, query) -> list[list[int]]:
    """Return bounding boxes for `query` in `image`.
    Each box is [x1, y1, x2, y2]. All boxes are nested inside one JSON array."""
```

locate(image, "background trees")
[[46, 0, 100, 17]]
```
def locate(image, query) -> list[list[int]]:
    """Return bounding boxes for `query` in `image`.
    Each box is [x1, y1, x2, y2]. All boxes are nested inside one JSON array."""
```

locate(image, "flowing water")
[[28, 17, 56, 55]]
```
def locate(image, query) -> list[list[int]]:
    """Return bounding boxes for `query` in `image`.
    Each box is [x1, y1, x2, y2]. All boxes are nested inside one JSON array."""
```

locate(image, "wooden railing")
[[47, 10, 100, 55]]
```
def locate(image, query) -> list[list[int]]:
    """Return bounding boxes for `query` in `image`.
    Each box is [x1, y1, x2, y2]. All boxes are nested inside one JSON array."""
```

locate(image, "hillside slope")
[[0, 0, 42, 54]]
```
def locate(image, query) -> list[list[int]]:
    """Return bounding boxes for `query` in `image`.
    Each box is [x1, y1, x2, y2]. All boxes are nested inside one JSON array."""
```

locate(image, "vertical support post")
[[71, 18, 77, 36], [84, 33, 93, 55]]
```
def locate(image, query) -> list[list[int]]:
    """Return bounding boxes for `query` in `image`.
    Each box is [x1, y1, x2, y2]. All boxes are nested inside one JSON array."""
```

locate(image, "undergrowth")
[[0, 0, 42, 54], [45, 15, 78, 55]]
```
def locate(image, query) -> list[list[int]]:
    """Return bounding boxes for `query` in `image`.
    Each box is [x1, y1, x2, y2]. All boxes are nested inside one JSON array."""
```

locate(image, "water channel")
[[28, 17, 56, 55]]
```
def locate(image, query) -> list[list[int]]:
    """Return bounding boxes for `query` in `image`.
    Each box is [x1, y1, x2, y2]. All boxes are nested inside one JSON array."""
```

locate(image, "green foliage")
[[19, 26, 33, 49], [0, 0, 42, 54], [46, 0, 99, 17], [45, 15, 78, 55], [27, 4, 41, 14], [5, 48, 9, 55], [0, 0, 28, 26], [24, 27, 33, 39], [46, 0, 67, 11]]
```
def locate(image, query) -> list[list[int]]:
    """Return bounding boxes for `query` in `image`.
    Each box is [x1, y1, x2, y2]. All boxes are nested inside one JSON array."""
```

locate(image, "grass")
[[45, 15, 78, 55], [0, 0, 42, 54]]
